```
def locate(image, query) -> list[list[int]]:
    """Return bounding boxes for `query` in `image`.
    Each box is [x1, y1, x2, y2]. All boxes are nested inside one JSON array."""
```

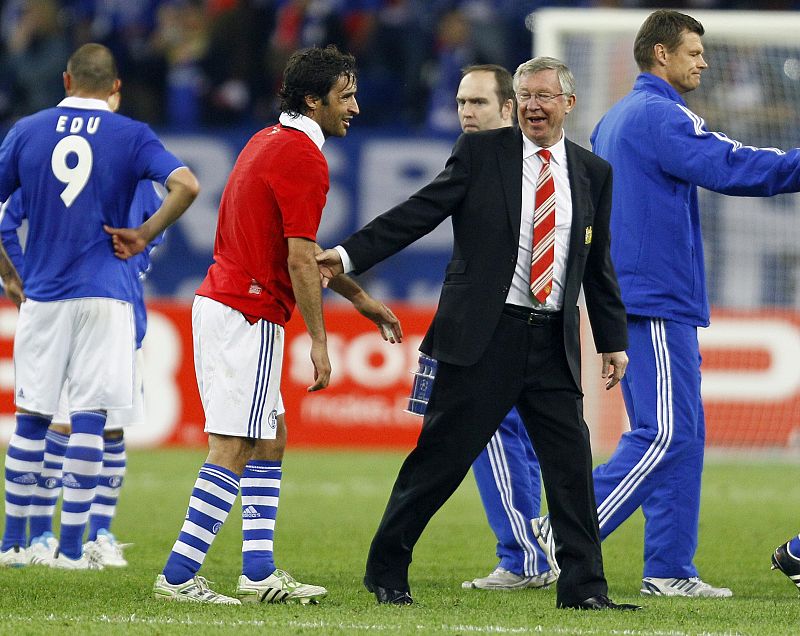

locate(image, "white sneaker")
[[640, 576, 733, 598], [531, 516, 561, 577], [84, 529, 130, 567], [27, 532, 59, 566], [462, 566, 558, 590], [153, 574, 240, 604], [235, 569, 328, 604], [0, 545, 27, 568], [50, 550, 104, 570]]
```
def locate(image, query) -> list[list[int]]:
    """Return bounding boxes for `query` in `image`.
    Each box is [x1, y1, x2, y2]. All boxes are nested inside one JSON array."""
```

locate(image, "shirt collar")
[[57, 96, 112, 111], [522, 131, 567, 166], [634, 72, 687, 106], [279, 112, 325, 150]]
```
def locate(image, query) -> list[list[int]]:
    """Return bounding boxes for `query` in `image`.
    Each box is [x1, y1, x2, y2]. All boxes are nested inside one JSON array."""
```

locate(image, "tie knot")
[[537, 149, 551, 163]]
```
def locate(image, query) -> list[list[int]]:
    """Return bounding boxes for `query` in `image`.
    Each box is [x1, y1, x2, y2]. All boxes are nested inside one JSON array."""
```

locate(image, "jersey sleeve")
[[0, 125, 21, 202], [0, 192, 25, 276], [655, 100, 800, 197], [271, 145, 328, 241], [131, 124, 186, 186]]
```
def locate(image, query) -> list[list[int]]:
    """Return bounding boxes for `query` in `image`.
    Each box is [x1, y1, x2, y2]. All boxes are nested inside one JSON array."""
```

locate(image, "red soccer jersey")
[[197, 124, 329, 325]]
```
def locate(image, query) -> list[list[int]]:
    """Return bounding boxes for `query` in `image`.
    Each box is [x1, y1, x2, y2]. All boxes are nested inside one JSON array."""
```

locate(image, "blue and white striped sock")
[[2, 414, 48, 551], [241, 460, 281, 581], [788, 534, 800, 559], [162, 463, 240, 585], [29, 429, 68, 540], [87, 435, 126, 541], [59, 412, 105, 559]]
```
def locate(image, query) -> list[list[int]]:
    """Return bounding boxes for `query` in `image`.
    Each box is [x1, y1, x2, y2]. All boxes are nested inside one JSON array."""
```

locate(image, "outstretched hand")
[[352, 294, 403, 344], [315, 248, 344, 287], [104, 225, 147, 260]]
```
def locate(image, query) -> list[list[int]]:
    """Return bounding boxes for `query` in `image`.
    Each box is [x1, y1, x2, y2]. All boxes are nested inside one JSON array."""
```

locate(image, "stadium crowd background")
[[2, 0, 800, 138]]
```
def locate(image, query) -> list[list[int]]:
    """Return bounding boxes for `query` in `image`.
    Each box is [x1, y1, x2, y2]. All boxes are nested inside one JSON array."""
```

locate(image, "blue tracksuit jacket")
[[591, 72, 800, 326]]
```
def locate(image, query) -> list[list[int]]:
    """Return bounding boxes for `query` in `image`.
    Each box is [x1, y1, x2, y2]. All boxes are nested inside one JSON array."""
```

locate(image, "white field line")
[[0, 613, 746, 636]]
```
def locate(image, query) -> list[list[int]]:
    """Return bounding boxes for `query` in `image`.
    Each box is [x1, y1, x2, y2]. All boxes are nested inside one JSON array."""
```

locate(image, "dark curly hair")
[[279, 45, 357, 116]]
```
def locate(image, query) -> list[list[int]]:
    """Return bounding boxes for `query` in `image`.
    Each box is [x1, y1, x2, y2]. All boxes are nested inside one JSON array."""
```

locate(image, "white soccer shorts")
[[52, 348, 145, 431], [192, 295, 285, 440], [13, 297, 135, 415]]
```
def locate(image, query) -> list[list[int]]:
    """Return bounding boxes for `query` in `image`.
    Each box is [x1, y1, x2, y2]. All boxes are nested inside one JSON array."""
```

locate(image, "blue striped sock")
[[29, 429, 68, 539], [59, 412, 105, 559], [162, 463, 240, 585], [788, 535, 800, 558], [2, 414, 48, 550], [241, 460, 281, 581], [87, 435, 126, 541]]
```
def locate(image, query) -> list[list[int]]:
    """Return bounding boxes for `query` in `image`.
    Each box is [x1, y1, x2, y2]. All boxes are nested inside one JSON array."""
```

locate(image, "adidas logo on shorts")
[[242, 506, 261, 519], [16, 388, 24, 400], [12, 472, 36, 485]]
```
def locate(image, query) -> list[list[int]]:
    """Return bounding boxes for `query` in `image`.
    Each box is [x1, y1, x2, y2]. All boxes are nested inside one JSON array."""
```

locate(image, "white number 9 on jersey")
[[51, 135, 93, 207]]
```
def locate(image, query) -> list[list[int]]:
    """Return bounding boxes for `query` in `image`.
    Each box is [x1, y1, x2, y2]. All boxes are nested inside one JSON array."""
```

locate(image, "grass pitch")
[[1, 447, 800, 635]]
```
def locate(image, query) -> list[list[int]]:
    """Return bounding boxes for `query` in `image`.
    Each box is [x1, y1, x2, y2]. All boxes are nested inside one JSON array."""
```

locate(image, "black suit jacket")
[[342, 127, 627, 389]]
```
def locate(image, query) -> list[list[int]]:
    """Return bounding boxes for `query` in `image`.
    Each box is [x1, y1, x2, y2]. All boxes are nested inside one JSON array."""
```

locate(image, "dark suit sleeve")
[[342, 134, 472, 275], [582, 163, 628, 353]]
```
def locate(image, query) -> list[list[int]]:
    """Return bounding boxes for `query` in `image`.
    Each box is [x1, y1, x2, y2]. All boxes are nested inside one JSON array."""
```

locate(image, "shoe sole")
[[640, 583, 732, 598], [462, 576, 557, 590], [237, 589, 326, 604], [462, 582, 554, 590], [154, 590, 239, 605]]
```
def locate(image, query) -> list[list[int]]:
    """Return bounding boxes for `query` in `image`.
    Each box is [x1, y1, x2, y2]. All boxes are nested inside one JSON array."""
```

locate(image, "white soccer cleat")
[[235, 569, 328, 604], [462, 566, 558, 590], [531, 515, 561, 577], [83, 529, 131, 567], [153, 574, 240, 604], [49, 549, 104, 570], [640, 576, 733, 598], [0, 545, 27, 568], [27, 532, 59, 566]]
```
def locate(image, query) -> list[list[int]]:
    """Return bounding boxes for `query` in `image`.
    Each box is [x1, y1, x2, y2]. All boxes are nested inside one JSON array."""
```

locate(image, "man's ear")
[[304, 94, 318, 112], [653, 43, 668, 67]]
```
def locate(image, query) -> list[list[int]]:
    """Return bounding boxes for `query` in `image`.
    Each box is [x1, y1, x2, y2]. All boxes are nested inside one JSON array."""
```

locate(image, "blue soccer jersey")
[[0, 181, 164, 348], [0, 96, 183, 303]]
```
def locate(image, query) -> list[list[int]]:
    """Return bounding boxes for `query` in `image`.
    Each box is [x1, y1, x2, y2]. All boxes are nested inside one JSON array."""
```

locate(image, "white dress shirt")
[[506, 132, 572, 311]]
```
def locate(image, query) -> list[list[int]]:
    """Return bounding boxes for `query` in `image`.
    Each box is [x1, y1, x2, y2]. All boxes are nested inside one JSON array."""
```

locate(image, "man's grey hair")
[[513, 56, 576, 97]]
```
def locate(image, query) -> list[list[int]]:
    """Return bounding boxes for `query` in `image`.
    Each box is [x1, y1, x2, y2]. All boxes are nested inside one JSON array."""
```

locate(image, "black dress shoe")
[[363, 577, 413, 605], [558, 594, 642, 611]]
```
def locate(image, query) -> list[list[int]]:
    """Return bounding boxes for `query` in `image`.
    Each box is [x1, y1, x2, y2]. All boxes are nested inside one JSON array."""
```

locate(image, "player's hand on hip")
[[602, 351, 628, 390], [104, 225, 147, 259], [315, 249, 344, 288], [308, 339, 331, 392]]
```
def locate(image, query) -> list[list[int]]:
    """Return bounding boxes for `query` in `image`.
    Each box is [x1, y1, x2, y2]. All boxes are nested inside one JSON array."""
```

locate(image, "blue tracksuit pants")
[[471, 407, 550, 576], [592, 316, 704, 579]]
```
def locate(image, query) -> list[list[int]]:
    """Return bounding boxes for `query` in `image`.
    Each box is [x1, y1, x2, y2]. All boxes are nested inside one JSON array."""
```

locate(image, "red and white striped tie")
[[530, 149, 556, 304]]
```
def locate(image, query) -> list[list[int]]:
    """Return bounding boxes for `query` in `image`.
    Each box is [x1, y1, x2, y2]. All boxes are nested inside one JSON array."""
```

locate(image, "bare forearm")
[[140, 168, 199, 243], [326, 273, 367, 303], [289, 255, 327, 344]]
